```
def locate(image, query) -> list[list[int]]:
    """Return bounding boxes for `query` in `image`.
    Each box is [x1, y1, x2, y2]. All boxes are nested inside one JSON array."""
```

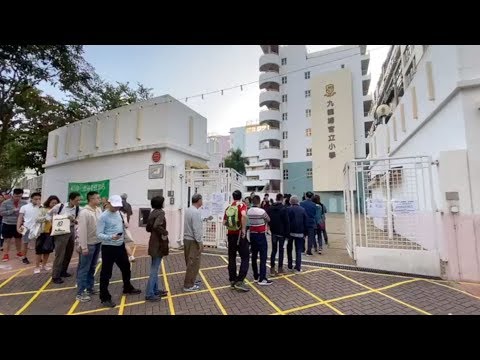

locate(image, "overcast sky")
[[41, 45, 390, 135]]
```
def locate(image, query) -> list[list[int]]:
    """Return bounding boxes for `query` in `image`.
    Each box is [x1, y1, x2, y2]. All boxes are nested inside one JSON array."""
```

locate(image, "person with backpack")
[[47, 191, 82, 284], [223, 190, 249, 292]]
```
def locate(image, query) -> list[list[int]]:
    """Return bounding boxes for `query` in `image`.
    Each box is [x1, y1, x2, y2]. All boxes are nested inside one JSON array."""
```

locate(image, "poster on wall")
[[68, 180, 110, 206], [392, 199, 417, 214], [367, 198, 386, 218]]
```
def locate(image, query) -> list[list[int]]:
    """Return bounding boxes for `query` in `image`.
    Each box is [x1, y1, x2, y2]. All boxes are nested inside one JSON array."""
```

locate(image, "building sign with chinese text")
[[311, 69, 355, 191]]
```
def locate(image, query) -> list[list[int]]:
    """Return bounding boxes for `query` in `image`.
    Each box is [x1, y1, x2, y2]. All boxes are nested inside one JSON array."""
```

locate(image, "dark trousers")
[[287, 236, 303, 271], [52, 231, 75, 279], [250, 232, 268, 281], [270, 234, 285, 268], [227, 233, 250, 283], [183, 239, 201, 288], [306, 227, 316, 254], [316, 226, 328, 247], [99, 244, 134, 302]]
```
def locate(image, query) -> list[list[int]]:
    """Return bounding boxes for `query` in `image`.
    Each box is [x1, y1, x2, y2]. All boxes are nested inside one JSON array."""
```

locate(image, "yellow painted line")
[[161, 260, 175, 315], [220, 256, 229, 265], [118, 295, 127, 315], [0, 290, 37, 297], [331, 267, 412, 280], [72, 306, 120, 315], [67, 300, 80, 315], [278, 301, 324, 315], [283, 276, 344, 315], [43, 286, 76, 292], [327, 269, 431, 315], [0, 312, 3, 315], [199, 270, 227, 315], [424, 279, 480, 301], [15, 278, 52, 315], [376, 278, 420, 291], [0, 269, 25, 289], [244, 279, 284, 314]]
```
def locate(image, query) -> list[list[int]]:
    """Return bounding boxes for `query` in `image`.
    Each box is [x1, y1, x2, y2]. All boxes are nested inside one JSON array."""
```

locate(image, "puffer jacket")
[[146, 209, 169, 257]]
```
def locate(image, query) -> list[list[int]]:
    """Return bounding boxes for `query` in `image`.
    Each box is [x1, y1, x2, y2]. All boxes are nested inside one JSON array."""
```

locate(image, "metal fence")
[[344, 156, 440, 276], [184, 168, 245, 248]]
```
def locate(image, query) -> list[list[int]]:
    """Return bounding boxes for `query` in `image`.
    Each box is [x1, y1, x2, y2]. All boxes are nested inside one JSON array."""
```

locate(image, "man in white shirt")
[[17, 192, 42, 265]]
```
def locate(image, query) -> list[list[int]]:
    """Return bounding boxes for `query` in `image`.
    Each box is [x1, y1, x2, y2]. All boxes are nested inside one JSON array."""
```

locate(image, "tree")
[[224, 148, 249, 174], [0, 45, 95, 155]]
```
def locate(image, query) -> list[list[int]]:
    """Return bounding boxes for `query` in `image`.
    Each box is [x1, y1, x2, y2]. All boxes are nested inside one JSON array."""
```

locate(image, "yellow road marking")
[[424, 279, 480, 301], [118, 295, 127, 315], [283, 276, 344, 315], [328, 269, 431, 315], [161, 260, 175, 315], [199, 270, 227, 315], [15, 278, 52, 315], [245, 279, 284, 314], [72, 306, 120, 315], [0, 269, 25, 289], [0, 290, 37, 297]]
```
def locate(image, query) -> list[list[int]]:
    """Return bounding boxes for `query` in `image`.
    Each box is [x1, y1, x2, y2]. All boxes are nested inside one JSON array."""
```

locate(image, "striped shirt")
[[247, 206, 270, 233]]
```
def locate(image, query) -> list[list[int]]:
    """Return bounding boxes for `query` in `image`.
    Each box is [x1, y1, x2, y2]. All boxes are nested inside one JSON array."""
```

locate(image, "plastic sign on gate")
[[367, 198, 386, 218]]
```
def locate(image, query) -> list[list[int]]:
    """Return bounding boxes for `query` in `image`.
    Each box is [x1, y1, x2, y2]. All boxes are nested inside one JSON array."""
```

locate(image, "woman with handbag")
[[145, 196, 169, 302], [34, 196, 60, 274]]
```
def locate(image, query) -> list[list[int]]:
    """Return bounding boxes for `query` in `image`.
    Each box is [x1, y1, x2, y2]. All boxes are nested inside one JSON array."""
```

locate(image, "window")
[[306, 109, 311, 117], [305, 128, 311, 137], [282, 113, 288, 121], [341, 64, 345, 69], [306, 168, 312, 178], [281, 58, 287, 65], [283, 169, 289, 180], [305, 71, 310, 79], [281, 76, 287, 84], [305, 90, 311, 98], [306, 148, 312, 156], [282, 131, 288, 139], [283, 150, 288, 158], [282, 95, 287, 102]]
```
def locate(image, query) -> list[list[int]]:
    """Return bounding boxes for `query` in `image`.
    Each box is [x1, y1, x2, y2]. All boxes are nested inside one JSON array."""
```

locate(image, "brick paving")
[[1, 251, 480, 315]]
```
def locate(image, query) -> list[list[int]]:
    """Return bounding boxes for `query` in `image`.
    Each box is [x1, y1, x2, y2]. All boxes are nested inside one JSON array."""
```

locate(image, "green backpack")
[[225, 204, 241, 231]]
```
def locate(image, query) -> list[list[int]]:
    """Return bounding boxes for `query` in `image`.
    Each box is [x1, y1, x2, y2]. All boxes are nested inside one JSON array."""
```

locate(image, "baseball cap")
[[109, 195, 123, 207]]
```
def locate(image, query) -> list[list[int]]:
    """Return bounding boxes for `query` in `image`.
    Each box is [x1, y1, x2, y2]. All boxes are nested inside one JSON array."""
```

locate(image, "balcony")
[[363, 93, 372, 115], [259, 147, 282, 161], [259, 109, 281, 123], [362, 73, 371, 96], [259, 72, 281, 91], [257, 168, 282, 181], [361, 54, 370, 75], [244, 179, 268, 188], [259, 53, 280, 72], [259, 91, 281, 108], [259, 128, 281, 142]]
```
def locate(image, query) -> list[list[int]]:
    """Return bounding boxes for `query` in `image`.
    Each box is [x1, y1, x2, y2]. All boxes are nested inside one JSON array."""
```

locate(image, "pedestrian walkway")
[[1, 247, 480, 315]]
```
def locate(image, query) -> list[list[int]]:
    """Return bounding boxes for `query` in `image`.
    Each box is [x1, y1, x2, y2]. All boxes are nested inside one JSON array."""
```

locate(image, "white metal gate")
[[344, 156, 441, 276], [184, 168, 245, 248]]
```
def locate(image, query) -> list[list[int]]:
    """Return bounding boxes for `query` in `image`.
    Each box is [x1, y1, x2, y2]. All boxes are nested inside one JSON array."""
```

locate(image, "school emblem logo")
[[324, 84, 336, 97]]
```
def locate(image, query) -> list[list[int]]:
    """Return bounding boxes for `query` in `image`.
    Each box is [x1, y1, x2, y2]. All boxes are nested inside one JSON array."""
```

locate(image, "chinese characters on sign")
[[325, 85, 336, 159], [68, 180, 110, 206]]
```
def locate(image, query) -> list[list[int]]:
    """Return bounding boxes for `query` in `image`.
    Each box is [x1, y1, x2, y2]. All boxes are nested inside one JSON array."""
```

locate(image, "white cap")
[[108, 195, 123, 207]]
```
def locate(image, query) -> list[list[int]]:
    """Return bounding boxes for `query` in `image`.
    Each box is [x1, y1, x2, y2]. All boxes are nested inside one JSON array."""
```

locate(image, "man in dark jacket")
[[266, 193, 290, 276], [120, 193, 133, 223], [287, 195, 308, 272], [300, 191, 317, 256]]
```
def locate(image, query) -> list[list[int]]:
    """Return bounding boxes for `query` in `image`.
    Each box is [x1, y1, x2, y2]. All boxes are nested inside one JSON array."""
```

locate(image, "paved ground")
[[1, 245, 480, 315]]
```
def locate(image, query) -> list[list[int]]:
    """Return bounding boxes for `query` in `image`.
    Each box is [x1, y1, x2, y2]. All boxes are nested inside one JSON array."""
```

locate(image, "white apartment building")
[[259, 45, 372, 209], [367, 45, 480, 281]]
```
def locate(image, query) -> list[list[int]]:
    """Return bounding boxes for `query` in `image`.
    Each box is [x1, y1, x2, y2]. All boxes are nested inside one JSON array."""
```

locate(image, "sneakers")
[[288, 267, 294, 273], [123, 288, 142, 295], [294, 269, 303, 273], [253, 278, 259, 283], [183, 285, 201, 292], [233, 281, 250, 292], [277, 267, 285, 275], [76, 294, 91, 303], [305, 252, 313, 256], [230, 281, 236, 290], [61, 272, 72, 278], [2, 254, 9, 262], [155, 290, 168, 297], [42, 265, 52, 271], [16, 252, 23, 259], [145, 295, 161, 302], [129, 255, 136, 262], [52, 278, 64, 284], [194, 279, 202, 286], [33, 267, 41, 274], [258, 279, 273, 286], [270, 267, 276, 277], [22, 257, 30, 265], [101, 300, 116, 308], [318, 249, 322, 255]]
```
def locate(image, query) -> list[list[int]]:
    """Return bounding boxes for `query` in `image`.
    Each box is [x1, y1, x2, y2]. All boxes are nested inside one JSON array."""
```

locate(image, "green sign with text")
[[68, 180, 110, 206]]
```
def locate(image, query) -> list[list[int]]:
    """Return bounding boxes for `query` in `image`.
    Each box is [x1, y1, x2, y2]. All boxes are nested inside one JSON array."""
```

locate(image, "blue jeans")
[[250, 232, 268, 281], [146, 256, 163, 298], [76, 243, 101, 295], [270, 234, 285, 269], [287, 237, 303, 271]]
